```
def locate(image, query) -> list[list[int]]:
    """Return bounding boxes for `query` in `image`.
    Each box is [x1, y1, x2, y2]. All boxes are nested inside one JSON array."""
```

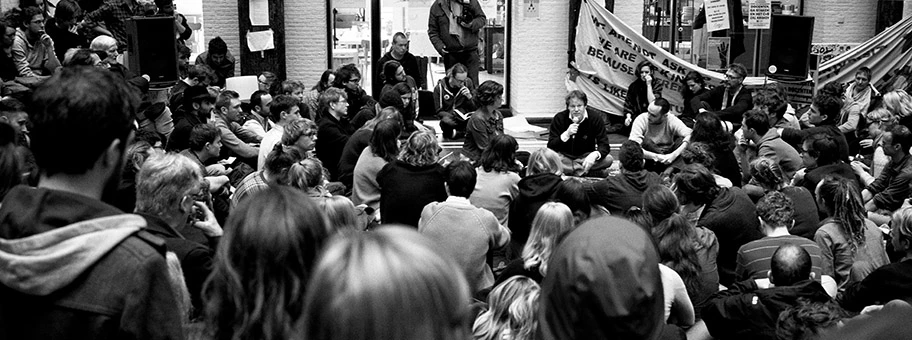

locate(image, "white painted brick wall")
[[202, 0, 241, 76], [805, 0, 878, 44], [614, 0, 644, 34], [509, 0, 569, 117], [285, 0, 328, 83], [905, 0, 912, 20]]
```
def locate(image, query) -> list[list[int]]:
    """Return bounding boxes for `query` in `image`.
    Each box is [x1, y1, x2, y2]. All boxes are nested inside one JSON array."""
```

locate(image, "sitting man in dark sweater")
[[779, 84, 850, 163], [699, 244, 832, 340], [547, 90, 613, 176], [793, 133, 858, 197], [691, 63, 753, 132], [586, 140, 661, 215]]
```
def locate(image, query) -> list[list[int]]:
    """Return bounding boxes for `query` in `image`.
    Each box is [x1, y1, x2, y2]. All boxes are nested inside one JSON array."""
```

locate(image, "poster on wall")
[[705, 0, 731, 32], [706, 37, 731, 70], [747, 0, 770, 29], [249, 0, 269, 26]]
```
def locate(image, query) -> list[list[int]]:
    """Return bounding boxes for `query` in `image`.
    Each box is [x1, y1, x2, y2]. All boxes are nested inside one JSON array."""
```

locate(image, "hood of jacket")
[[756, 279, 830, 312], [518, 173, 563, 202], [539, 216, 664, 340], [0, 186, 145, 296]]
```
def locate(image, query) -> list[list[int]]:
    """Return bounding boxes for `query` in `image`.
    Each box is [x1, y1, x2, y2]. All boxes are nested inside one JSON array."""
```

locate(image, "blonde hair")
[[303, 226, 471, 340], [527, 148, 563, 176], [316, 195, 361, 232], [288, 158, 326, 192], [892, 207, 912, 244], [522, 202, 575, 276], [90, 35, 118, 52], [473, 276, 540, 340], [883, 90, 912, 118], [399, 130, 441, 166]]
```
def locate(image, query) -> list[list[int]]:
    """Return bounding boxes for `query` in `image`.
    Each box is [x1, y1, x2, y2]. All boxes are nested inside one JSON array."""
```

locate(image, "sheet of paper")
[[250, 0, 269, 26], [705, 0, 731, 33], [247, 30, 275, 52]]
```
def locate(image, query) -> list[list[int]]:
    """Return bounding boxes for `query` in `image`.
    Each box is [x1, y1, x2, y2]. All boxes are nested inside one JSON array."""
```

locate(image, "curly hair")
[[399, 130, 440, 167], [473, 276, 540, 340], [618, 140, 645, 172], [756, 191, 794, 228], [749, 157, 787, 191], [673, 164, 719, 206], [776, 300, 848, 340], [816, 175, 867, 250], [691, 111, 735, 153], [473, 80, 504, 108], [753, 87, 788, 120], [681, 141, 717, 171]]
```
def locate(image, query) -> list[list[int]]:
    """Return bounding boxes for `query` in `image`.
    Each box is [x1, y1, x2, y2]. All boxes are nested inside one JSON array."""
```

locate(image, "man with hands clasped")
[[628, 97, 691, 172], [547, 90, 613, 177]]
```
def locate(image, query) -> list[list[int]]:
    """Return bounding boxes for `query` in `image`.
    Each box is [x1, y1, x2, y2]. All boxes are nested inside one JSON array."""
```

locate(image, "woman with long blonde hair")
[[473, 276, 540, 340], [495, 202, 574, 285]]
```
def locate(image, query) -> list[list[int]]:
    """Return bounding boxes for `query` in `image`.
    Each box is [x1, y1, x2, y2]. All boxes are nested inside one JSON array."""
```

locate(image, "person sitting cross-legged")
[[628, 97, 692, 173], [547, 90, 613, 177]]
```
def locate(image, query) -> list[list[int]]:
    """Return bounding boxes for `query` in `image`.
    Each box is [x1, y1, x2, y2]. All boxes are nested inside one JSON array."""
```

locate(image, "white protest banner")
[[811, 43, 859, 64], [817, 15, 912, 95], [567, 0, 770, 116], [748, 0, 770, 29], [705, 0, 731, 32]]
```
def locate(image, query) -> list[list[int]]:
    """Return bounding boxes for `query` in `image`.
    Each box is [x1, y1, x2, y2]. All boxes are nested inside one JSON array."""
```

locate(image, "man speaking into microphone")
[[548, 90, 613, 177]]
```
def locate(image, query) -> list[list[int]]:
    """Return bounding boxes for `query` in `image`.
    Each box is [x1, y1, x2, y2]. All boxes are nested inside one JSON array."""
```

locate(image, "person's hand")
[[792, 168, 807, 183], [582, 152, 599, 173], [459, 86, 472, 99], [859, 139, 874, 149], [206, 163, 229, 176], [40, 34, 53, 47], [565, 123, 579, 137], [851, 160, 870, 174], [191, 201, 223, 237], [655, 153, 673, 165], [644, 74, 653, 83], [624, 114, 632, 126], [861, 304, 884, 315]]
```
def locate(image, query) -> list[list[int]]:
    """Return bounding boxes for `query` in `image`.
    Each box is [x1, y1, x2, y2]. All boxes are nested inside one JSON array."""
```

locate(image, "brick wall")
[[202, 0, 241, 76], [285, 0, 328, 82], [906, 0, 912, 19], [508, 0, 569, 117], [804, 0, 879, 43]]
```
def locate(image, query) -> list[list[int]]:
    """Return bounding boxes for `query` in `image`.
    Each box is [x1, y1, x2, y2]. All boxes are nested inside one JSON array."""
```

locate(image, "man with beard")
[[168, 85, 215, 152], [0, 66, 184, 339]]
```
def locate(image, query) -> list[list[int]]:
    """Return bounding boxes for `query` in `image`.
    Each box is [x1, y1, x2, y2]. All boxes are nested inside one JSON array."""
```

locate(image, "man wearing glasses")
[[692, 63, 753, 132]]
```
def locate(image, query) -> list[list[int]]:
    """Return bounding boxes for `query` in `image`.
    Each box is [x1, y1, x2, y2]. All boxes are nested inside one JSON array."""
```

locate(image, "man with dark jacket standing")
[[428, 0, 486, 86], [0, 67, 184, 339], [699, 244, 831, 340]]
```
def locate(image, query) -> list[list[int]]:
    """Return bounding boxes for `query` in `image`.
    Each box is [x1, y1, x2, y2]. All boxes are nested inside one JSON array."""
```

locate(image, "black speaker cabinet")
[[766, 15, 814, 79], [126, 16, 178, 87]]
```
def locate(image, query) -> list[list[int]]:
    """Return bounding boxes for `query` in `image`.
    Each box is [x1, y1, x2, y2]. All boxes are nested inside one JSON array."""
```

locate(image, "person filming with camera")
[[428, 0, 486, 87]]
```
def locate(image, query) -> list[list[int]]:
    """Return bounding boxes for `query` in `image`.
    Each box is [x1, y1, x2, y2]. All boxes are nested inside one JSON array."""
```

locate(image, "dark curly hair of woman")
[[473, 80, 504, 108]]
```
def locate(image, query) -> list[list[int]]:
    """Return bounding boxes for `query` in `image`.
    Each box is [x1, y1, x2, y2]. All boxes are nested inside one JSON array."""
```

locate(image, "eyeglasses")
[[725, 73, 742, 80], [348, 78, 361, 83]]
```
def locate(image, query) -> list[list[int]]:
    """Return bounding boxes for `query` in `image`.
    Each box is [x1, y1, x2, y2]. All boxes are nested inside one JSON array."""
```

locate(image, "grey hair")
[[135, 153, 203, 216]]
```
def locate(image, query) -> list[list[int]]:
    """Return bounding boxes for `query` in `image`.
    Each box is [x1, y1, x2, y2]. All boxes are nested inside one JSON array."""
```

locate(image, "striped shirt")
[[735, 235, 830, 282]]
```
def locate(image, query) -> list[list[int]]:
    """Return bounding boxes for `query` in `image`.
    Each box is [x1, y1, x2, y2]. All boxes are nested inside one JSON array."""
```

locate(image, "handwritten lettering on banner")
[[811, 43, 859, 64], [569, 0, 726, 116]]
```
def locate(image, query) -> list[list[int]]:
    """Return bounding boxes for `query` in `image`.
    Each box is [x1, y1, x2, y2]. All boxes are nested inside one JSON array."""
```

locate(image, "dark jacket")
[[195, 51, 235, 88], [799, 163, 858, 198], [781, 124, 850, 163], [0, 186, 184, 339], [839, 259, 912, 312], [46, 18, 88, 62], [623, 78, 662, 118], [377, 51, 423, 89], [781, 186, 821, 240], [547, 108, 611, 159], [702, 279, 831, 340], [700, 187, 764, 286], [691, 85, 753, 128], [169, 107, 206, 152], [538, 216, 664, 340], [508, 173, 563, 248], [587, 169, 662, 215], [433, 76, 476, 122], [138, 213, 215, 320], [867, 154, 912, 211], [338, 128, 372, 189], [316, 113, 355, 182], [377, 160, 447, 228], [427, 0, 487, 55]]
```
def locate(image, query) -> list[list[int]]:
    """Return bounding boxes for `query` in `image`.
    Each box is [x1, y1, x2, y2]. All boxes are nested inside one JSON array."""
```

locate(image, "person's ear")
[[767, 270, 774, 285], [809, 272, 816, 280], [179, 195, 193, 214], [0, 116, 8, 123]]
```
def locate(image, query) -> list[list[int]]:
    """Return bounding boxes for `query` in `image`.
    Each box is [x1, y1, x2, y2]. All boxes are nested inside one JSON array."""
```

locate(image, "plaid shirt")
[[231, 171, 269, 210], [84, 0, 146, 51]]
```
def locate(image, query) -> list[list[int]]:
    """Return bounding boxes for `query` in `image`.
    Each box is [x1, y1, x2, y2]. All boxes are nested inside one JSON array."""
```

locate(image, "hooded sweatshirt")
[[586, 169, 662, 215], [0, 186, 184, 339], [508, 173, 563, 248], [538, 216, 665, 340]]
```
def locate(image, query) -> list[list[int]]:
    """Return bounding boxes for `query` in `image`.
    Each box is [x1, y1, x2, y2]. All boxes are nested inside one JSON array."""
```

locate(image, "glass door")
[[331, 0, 373, 94]]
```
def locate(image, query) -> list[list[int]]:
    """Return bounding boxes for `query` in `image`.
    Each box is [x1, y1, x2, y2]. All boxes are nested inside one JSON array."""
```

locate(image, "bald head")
[[770, 244, 812, 286]]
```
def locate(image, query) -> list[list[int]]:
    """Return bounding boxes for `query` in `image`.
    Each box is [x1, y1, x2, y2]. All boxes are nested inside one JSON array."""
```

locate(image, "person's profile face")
[[647, 103, 666, 125], [208, 135, 222, 156], [27, 14, 44, 35], [225, 98, 242, 121], [808, 104, 824, 124], [257, 75, 271, 91], [686, 79, 701, 93], [882, 132, 897, 157], [800, 140, 817, 168], [295, 132, 317, 152], [395, 66, 406, 82]]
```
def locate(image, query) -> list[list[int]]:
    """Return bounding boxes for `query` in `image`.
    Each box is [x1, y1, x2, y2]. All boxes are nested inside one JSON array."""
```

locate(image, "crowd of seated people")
[[3, 7, 912, 338]]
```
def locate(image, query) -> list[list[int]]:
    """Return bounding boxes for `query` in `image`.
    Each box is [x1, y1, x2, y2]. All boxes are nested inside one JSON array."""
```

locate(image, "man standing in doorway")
[[378, 32, 424, 90], [428, 0, 486, 87]]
